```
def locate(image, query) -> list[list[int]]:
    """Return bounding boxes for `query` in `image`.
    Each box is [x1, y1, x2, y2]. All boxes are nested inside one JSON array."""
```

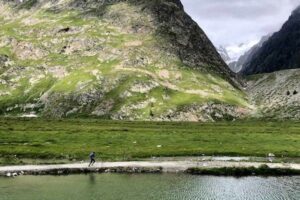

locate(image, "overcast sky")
[[181, 0, 300, 59]]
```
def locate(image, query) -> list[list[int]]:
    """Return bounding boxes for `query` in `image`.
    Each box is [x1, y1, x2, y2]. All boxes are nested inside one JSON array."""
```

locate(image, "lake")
[[0, 174, 299, 200]]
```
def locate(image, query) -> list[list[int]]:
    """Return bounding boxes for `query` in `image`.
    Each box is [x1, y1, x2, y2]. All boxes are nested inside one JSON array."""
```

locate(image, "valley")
[[0, 0, 299, 183]]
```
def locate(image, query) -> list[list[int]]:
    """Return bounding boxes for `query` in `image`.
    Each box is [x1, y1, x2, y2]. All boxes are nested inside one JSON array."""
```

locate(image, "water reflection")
[[0, 174, 299, 200], [88, 173, 96, 185]]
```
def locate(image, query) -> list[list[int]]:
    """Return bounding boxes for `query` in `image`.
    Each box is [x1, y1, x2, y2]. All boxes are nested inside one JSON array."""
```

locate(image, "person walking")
[[88, 152, 96, 167]]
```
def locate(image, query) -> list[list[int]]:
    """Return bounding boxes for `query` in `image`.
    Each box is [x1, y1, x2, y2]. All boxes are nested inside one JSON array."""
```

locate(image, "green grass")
[[0, 47, 13, 57], [0, 78, 31, 109], [51, 70, 96, 92], [0, 118, 299, 165]]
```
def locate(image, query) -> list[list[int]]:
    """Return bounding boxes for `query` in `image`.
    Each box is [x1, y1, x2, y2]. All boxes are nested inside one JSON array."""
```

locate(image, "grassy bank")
[[0, 118, 299, 165]]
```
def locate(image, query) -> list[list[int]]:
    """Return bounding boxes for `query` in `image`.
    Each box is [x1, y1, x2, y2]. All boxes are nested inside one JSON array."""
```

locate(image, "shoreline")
[[1, 160, 300, 177]]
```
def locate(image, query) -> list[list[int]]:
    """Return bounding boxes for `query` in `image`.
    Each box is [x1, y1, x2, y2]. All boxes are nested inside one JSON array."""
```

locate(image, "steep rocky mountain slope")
[[241, 6, 300, 75], [0, 0, 249, 121], [230, 34, 271, 73], [246, 69, 300, 119]]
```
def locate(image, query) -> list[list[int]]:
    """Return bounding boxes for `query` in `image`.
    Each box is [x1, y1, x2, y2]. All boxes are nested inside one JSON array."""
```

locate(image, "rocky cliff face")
[[0, 0, 249, 121], [241, 6, 300, 75]]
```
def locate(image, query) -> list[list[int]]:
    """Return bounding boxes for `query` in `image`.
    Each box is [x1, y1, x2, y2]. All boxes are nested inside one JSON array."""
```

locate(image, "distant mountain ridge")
[[217, 45, 231, 64], [229, 34, 271, 73], [217, 41, 264, 73], [241, 5, 300, 75]]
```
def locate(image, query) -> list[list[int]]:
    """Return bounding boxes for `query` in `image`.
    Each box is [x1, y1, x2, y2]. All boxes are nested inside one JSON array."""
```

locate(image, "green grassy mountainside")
[[0, 0, 250, 121]]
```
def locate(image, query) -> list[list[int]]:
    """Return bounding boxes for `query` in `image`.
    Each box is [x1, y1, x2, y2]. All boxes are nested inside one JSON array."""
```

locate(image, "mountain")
[[217, 45, 240, 73], [230, 34, 271, 73], [217, 45, 231, 63], [246, 69, 300, 119], [217, 41, 261, 73], [228, 61, 239, 73], [0, 0, 249, 121], [241, 6, 300, 75]]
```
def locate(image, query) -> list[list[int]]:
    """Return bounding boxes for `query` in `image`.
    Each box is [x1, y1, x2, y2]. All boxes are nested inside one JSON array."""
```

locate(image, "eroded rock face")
[[150, 1, 229, 73], [42, 90, 106, 118], [0, 0, 249, 121], [158, 103, 249, 122], [0, 55, 8, 64]]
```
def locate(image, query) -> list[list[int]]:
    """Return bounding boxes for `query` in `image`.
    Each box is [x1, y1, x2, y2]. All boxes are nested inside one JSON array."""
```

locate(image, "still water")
[[0, 174, 299, 200]]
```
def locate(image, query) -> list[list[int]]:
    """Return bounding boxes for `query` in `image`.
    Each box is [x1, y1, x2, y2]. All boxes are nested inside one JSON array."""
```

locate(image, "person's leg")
[[92, 159, 95, 166], [88, 159, 92, 167]]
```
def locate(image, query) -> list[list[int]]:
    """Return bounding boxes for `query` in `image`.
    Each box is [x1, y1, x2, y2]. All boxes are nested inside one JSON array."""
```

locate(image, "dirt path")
[[1, 160, 300, 175]]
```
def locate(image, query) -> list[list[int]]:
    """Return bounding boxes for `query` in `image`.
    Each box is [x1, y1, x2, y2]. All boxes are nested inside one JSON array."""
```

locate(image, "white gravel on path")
[[1, 160, 299, 174]]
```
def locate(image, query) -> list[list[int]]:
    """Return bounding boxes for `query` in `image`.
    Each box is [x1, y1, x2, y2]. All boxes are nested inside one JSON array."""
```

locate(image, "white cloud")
[[181, 0, 300, 58], [226, 40, 259, 61]]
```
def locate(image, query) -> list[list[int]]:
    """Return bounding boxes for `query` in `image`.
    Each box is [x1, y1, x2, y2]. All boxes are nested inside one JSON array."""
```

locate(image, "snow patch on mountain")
[[226, 40, 259, 62]]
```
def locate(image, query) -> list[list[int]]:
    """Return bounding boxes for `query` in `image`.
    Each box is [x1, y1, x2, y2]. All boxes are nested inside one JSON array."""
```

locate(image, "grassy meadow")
[[0, 118, 299, 165]]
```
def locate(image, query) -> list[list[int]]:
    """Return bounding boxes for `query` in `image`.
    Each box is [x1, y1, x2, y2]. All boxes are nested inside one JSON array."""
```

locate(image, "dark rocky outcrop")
[[0, 55, 9, 74], [148, 1, 229, 72], [241, 6, 300, 75], [0, 55, 8, 67]]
